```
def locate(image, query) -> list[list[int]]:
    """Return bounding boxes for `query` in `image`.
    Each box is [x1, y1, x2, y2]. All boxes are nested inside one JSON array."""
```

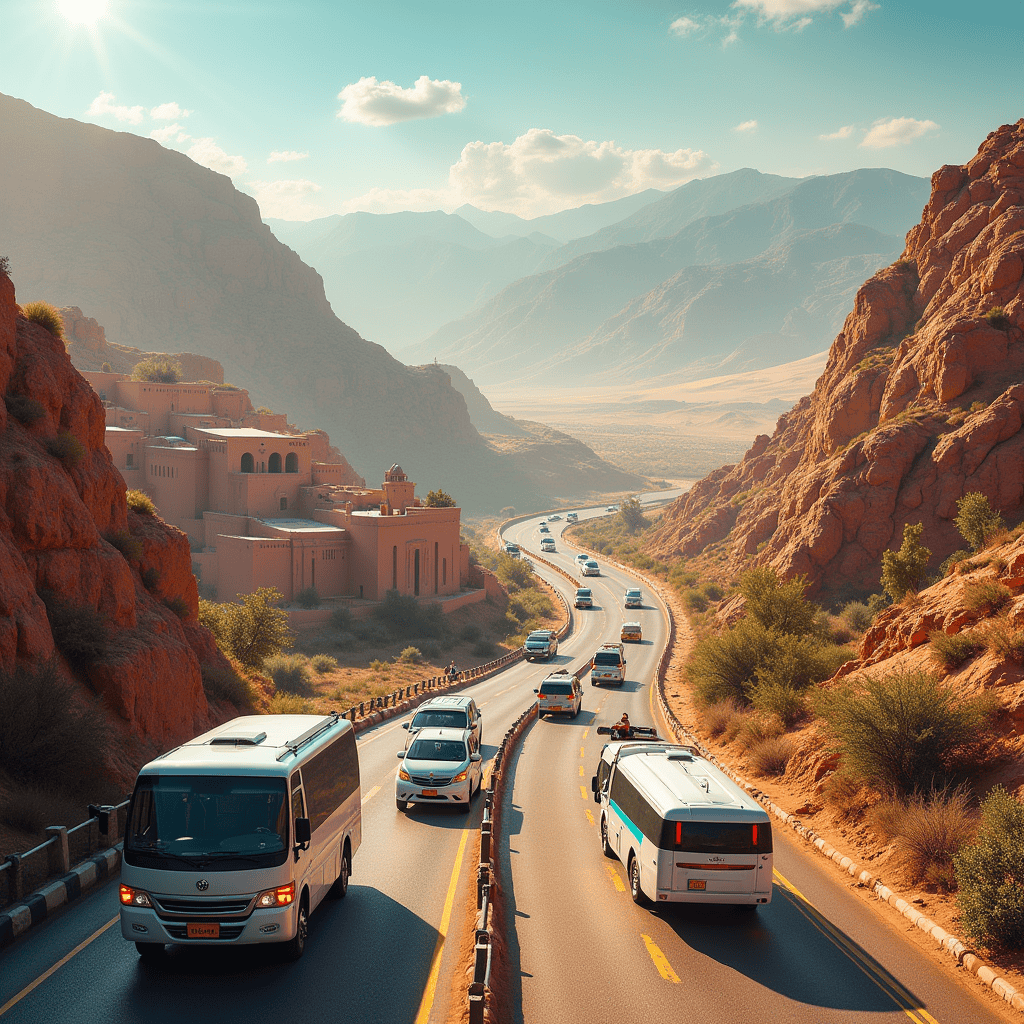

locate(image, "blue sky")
[[3, 0, 1021, 220]]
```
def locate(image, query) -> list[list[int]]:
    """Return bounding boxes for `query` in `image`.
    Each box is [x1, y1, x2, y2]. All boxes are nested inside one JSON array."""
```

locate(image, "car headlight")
[[119, 884, 152, 907], [453, 768, 469, 783], [398, 767, 411, 781]]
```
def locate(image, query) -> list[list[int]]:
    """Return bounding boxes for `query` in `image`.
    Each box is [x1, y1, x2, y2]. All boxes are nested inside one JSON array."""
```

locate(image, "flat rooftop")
[[106, 426, 142, 433], [195, 427, 304, 440], [259, 518, 346, 534]]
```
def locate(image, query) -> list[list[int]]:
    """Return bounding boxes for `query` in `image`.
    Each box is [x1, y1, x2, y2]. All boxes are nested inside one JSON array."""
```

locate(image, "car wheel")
[[629, 855, 649, 907], [136, 942, 165, 961], [327, 846, 350, 899], [601, 818, 615, 859], [283, 897, 309, 961], [396, 799, 408, 811], [737, 903, 759, 913]]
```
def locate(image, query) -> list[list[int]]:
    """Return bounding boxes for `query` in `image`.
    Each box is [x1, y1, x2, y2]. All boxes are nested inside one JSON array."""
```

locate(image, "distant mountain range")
[[405, 168, 930, 384]]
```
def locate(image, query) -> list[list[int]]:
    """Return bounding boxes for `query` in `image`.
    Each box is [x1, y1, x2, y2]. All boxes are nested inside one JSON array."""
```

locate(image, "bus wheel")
[[283, 896, 309, 961], [629, 855, 649, 907], [328, 846, 350, 899], [601, 818, 615, 859]]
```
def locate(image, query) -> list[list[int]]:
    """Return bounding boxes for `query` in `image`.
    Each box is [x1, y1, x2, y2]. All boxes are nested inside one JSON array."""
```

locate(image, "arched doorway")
[[240, 452, 254, 473], [285, 452, 299, 473], [268, 452, 282, 473]]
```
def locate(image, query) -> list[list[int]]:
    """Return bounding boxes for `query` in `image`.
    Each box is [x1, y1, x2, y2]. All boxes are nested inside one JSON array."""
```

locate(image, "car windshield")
[[125, 775, 288, 871], [407, 739, 468, 762], [527, 632, 550, 640], [594, 651, 622, 666], [540, 683, 573, 695], [627, 590, 641, 598], [411, 710, 469, 729], [586, 561, 598, 568], [576, 590, 591, 597]]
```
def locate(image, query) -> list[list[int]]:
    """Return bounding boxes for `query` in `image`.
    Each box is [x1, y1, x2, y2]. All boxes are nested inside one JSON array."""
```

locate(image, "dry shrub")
[[267, 692, 315, 714], [749, 680, 807, 726], [38, 591, 109, 671], [737, 712, 784, 751], [964, 580, 1011, 613], [984, 618, 1024, 663], [868, 798, 905, 841], [841, 601, 872, 632], [928, 629, 984, 669], [701, 698, 742, 737], [4, 392, 45, 424], [22, 300, 65, 340], [106, 528, 143, 564], [747, 735, 793, 777], [202, 664, 256, 711], [896, 787, 975, 890], [264, 653, 314, 696], [126, 489, 156, 515], [310, 653, 339, 674], [823, 773, 865, 817], [45, 431, 86, 469]]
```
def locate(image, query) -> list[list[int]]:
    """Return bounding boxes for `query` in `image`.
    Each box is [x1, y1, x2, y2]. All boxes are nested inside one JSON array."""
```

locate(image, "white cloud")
[[449, 128, 716, 218], [246, 179, 323, 220], [819, 124, 854, 139], [150, 101, 191, 120], [149, 123, 188, 145], [669, 12, 743, 45], [860, 117, 939, 149], [86, 91, 144, 124], [268, 150, 310, 163], [337, 75, 466, 127], [841, 0, 879, 26], [669, 16, 701, 35], [187, 138, 248, 178], [734, 120, 758, 132]]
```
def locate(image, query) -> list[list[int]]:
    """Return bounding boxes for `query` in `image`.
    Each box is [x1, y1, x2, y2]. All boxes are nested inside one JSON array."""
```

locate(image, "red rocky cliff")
[[648, 121, 1024, 600], [0, 271, 228, 745]]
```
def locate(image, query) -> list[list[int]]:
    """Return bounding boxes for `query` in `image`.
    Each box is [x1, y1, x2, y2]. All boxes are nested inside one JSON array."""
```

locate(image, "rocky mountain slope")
[[0, 269, 228, 747], [646, 121, 1024, 603], [410, 169, 929, 385]]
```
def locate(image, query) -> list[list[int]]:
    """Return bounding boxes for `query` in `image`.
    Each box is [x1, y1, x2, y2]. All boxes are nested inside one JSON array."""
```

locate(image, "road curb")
[[0, 846, 121, 949]]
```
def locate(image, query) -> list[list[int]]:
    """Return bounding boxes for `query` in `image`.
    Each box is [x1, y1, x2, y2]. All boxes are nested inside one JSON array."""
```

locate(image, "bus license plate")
[[688, 880, 707, 891], [422, 789, 437, 797], [187, 922, 220, 938]]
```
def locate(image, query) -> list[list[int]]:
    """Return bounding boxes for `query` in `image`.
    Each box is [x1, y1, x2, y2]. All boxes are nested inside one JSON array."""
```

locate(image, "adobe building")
[[84, 372, 469, 604]]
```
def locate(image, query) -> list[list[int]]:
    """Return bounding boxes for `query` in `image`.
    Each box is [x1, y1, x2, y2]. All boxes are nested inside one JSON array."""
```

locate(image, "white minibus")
[[120, 713, 360, 961], [592, 739, 772, 909]]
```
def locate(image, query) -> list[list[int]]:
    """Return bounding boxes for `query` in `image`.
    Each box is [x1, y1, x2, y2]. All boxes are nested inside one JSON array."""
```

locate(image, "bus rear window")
[[660, 820, 772, 853]]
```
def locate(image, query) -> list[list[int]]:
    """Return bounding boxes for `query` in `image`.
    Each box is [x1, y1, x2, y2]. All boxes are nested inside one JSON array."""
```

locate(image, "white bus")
[[591, 739, 772, 909], [120, 713, 360, 961]]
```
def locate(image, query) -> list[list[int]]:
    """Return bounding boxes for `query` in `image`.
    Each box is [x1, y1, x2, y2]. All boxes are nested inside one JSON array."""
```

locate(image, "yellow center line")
[[604, 863, 626, 892], [361, 785, 381, 806], [582, 728, 589, 739], [579, 784, 587, 800], [585, 809, 595, 826], [414, 828, 471, 1024], [0, 915, 119, 1017], [773, 869, 938, 1024], [578, 765, 584, 776], [579, 746, 585, 758], [641, 933, 680, 983]]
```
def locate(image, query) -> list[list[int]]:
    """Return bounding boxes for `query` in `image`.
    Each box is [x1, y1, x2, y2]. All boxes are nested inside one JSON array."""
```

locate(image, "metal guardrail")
[[1, 799, 130, 909]]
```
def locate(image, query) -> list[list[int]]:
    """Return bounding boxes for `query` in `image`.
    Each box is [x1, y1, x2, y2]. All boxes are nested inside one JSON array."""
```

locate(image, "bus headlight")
[[256, 882, 295, 907], [398, 767, 411, 781], [452, 768, 469, 783], [119, 884, 152, 907]]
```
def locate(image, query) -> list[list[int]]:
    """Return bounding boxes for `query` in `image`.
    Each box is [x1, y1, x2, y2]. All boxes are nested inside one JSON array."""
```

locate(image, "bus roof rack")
[[210, 731, 267, 746], [277, 712, 342, 761]]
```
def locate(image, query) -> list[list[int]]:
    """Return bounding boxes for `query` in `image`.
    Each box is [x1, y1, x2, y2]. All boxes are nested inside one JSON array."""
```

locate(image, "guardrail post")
[[6, 854, 24, 903], [473, 929, 489, 983], [468, 982, 485, 1024], [45, 826, 70, 875]]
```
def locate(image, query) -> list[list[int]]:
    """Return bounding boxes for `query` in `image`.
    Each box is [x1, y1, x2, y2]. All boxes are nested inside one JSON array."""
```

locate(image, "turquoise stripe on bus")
[[610, 799, 643, 846]]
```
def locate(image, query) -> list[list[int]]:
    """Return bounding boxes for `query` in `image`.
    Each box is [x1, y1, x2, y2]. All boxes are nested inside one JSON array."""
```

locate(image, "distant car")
[[575, 553, 591, 568], [621, 622, 642, 643], [624, 588, 643, 608], [582, 560, 601, 576], [539, 525, 550, 533], [504, 542, 520, 558], [591, 644, 626, 687], [534, 669, 583, 718], [539, 519, 547, 525], [524, 629, 558, 661], [567, 512, 579, 521], [574, 588, 593, 608], [605, 505, 618, 512], [548, 514, 561, 521], [540, 537, 556, 552]]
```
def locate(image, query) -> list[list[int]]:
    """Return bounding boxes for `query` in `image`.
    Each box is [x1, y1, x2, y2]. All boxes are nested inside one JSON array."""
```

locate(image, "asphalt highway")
[[500, 503, 1014, 1024]]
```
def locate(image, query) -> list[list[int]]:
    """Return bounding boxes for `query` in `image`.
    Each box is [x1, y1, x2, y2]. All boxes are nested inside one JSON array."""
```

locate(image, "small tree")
[[201, 587, 293, 669], [131, 357, 183, 384], [954, 492, 1004, 552], [424, 488, 456, 508], [880, 522, 931, 602], [618, 495, 647, 534], [494, 552, 535, 592], [740, 565, 818, 636], [956, 787, 1024, 947]]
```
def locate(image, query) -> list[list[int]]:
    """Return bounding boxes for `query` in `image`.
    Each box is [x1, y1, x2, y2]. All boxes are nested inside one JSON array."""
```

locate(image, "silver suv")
[[396, 727, 482, 812], [403, 695, 482, 749], [525, 629, 558, 661]]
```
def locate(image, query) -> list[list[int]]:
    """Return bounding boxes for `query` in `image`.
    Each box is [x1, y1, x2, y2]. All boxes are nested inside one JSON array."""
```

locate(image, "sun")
[[56, 0, 108, 25]]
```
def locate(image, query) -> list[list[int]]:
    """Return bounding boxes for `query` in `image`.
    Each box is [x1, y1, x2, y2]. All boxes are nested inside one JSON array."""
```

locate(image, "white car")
[[567, 512, 579, 521], [396, 727, 482, 812], [605, 505, 618, 512], [582, 560, 601, 576], [575, 553, 591, 568], [548, 514, 562, 521], [624, 588, 643, 608], [541, 537, 556, 551]]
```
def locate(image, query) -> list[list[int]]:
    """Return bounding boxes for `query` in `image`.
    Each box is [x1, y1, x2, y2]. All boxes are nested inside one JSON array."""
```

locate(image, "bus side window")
[[291, 776, 305, 820]]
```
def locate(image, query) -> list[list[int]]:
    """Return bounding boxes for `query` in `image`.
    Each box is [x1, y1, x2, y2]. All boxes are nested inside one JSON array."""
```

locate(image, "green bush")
[[309, 653, 339, 674], [369, 659, 391, 675], [618, 495, 648, 534], [929, 629, 984, 669], [955, 492, 1004, 552], [737, 712, 784, 750], [880, 522, 931, 602], [330, 606, 354, 631], [866, 592, 889, 617], [985, 618, 1024, 663], [38, 591, 109, 671], [4, 392, 45, 424], [264, 654, 314, 696], [681, 589, 708, 614], [199, 587, 294, 669], [963, 580, 1011, 613], [701, 581, 725, 602], [841, 601, 873, 632], [699, 699, 742, 738], [748, 680, 807, 726], [740, 566, 819, 635], [126, 489, 156, 515], [45, 431, 86, 469], [373, 589, 449, 640], [423, 488, 456, 507], [956, 787, 1024, 947], [295, 586, 321, 609], [106, 528, 143, 563], [0, 659, 110, 794], [268, 692, 315, 714], [813, 669, 992, 795], [22, 301, 65, 341], [398, 646, 422, 664], [131, 357, 182, 383], [202, 665, 256, 711], [494, 553, 536, 592]]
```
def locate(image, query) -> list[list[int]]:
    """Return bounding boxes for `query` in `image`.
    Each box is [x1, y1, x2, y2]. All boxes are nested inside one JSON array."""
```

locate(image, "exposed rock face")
[[1, 270, 226, 745], [647, 121, 1024, 601]]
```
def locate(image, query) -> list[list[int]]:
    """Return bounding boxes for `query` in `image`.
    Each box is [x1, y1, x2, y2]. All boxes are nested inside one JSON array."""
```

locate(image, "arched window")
[[392, 546, 398, 590], [268, 452, 282, 473], [240, 452, 254, 473], [285, 452, 299, 473]]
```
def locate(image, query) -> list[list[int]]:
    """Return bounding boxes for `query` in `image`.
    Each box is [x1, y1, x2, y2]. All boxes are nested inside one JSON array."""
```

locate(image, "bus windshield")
[[124, 775, 289, 871]]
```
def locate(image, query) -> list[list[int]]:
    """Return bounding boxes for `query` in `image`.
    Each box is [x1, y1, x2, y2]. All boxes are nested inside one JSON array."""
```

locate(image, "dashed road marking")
[[604, 863, 626, 892], [361, 785, 381, 806], [641, 934, 680, 983], [579, 784, 587, 800], [585, 809, 595, 826], [578, 765, 584, 776], [582, 728, 589, 739], [580, 746, 585, 758]]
